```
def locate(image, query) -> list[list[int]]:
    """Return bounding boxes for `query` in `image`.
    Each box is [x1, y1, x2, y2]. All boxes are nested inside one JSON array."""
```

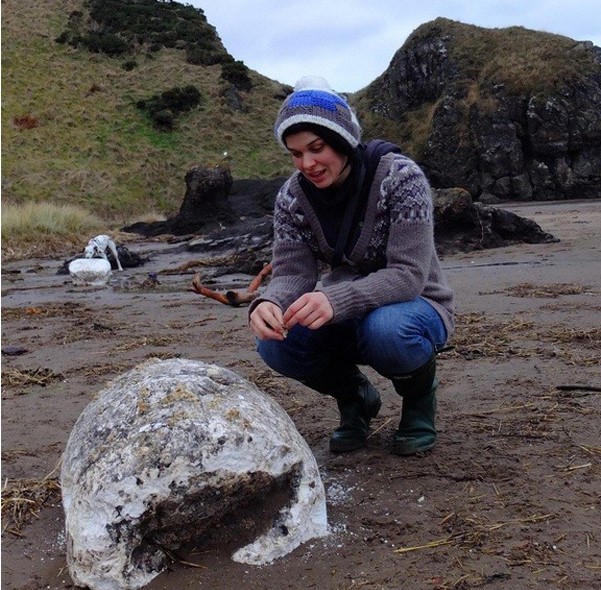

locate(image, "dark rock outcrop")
[[124, 167, 236, 237], [123, 167, 286, 238], [122, 168, 285, 275], [362, 19, 601, 201], [123, 167, 558, 272], [434, 188, 558, 252]]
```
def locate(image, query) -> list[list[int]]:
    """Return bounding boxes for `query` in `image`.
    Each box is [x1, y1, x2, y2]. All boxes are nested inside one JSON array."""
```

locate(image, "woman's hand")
[[249, 301, 287, 340], [284, 292, 333, 331]]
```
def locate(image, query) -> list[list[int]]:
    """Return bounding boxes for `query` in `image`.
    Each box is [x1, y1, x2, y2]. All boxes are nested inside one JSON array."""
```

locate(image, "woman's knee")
[[256, 338, 292, 376], [360, 305, 420, 346], [358, 301, 440, 374], [255, 326, 325, 380]]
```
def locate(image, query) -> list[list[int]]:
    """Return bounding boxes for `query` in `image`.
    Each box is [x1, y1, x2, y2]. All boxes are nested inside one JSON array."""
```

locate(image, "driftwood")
[[191, 263, 272, 307], [556, 385, 601, 393]]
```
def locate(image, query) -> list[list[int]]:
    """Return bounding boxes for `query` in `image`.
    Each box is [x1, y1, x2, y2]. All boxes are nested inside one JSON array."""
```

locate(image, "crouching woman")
[[249, 76, 454, 455]]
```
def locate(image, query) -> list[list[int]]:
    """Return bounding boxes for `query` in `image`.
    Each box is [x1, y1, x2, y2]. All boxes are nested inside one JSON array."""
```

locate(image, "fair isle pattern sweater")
[[252, 152, 455, 338]]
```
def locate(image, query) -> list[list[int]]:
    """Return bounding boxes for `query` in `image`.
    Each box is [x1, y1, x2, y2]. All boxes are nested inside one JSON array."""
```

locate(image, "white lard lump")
[[61, 358, 327, 590], [68, 258, 112, 286]]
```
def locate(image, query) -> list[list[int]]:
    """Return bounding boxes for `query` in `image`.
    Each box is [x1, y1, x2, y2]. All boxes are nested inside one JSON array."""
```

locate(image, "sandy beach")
[[2, 199, 600, 590]]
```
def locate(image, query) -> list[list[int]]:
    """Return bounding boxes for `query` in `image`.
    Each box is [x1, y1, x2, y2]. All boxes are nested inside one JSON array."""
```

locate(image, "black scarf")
[[300, 146, 365, 257], [300, 140, 401, 265]]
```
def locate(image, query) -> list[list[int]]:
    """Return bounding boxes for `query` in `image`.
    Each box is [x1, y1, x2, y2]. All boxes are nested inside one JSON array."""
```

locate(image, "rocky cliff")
[[360, 18, 601, 202]]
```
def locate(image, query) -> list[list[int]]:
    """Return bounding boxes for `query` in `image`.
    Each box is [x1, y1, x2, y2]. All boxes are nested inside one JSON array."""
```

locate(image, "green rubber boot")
[[330, 376, 381, 452], [303, 369, 381, 453], [391, 354, 438, 456]]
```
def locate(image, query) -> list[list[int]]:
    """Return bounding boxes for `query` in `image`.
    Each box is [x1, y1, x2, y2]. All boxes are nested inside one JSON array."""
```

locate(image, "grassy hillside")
[[1, 0, 293, 227]]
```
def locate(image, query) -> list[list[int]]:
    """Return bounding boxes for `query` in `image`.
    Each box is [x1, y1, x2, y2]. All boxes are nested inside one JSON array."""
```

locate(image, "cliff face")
[[363, 19, 601, 201]]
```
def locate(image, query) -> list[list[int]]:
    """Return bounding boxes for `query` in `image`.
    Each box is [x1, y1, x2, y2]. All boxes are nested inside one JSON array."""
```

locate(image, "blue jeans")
[[256, 297, 447, 384]]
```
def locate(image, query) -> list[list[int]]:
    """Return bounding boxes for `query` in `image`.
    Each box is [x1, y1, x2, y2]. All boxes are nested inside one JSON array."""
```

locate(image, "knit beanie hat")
[[274, 76, 362, 154]]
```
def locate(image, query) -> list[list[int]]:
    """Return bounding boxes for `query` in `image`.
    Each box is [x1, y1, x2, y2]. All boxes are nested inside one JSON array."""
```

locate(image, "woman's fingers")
[[250, 302, 286, 340], [284, 292, 333, 330]]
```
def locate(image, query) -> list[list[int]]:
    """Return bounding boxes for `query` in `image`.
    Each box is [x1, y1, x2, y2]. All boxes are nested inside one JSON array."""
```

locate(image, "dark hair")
[[282, 123, 355, 157]]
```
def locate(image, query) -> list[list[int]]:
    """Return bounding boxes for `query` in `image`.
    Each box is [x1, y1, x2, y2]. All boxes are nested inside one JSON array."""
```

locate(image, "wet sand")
[[2, 200, 600, 590]]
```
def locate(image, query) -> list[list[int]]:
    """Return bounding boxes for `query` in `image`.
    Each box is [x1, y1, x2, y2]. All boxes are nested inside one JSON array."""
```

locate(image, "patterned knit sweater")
[[250, 152, 455, 338]]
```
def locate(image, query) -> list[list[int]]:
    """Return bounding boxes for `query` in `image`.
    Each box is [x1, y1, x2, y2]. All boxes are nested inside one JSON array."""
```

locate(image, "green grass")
[[1, 0, 290, 229]]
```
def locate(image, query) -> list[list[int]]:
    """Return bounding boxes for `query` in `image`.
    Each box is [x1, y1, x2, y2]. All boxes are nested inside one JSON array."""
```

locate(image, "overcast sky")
[[191, 0, 601, 93]]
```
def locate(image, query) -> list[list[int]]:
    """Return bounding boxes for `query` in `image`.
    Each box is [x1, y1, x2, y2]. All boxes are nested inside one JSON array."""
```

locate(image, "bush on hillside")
[[221, 60, 252, 92], [55, 31, 70, 45], [80, 32, 130, 56], [186, 46, 223, 66], [150, 109, 176, 130], [122, 60, 138, 71], [56, 0, 229, 62], [136, 85, 204, 130]]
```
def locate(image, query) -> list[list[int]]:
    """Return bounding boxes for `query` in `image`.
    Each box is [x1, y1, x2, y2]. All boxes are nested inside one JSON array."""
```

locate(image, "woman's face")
[[285, 131, 350, 189]]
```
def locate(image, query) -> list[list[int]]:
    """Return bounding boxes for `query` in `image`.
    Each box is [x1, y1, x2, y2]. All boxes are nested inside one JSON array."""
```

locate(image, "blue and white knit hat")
[[274, 76, 361, 153]]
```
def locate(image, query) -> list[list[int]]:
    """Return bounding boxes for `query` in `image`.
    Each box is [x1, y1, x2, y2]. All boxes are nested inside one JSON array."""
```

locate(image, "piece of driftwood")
[[191, 262, 272, 307], [556, 385, 601, 393]]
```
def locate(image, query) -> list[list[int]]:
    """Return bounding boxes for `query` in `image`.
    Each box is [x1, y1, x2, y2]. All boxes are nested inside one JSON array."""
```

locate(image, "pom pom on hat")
[[293, 75, 337, 92], [274, 76, 361, 152]]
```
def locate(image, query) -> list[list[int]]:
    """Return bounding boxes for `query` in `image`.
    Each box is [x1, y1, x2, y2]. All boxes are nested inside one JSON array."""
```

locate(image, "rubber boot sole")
[[392, 435, 436, 456]]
